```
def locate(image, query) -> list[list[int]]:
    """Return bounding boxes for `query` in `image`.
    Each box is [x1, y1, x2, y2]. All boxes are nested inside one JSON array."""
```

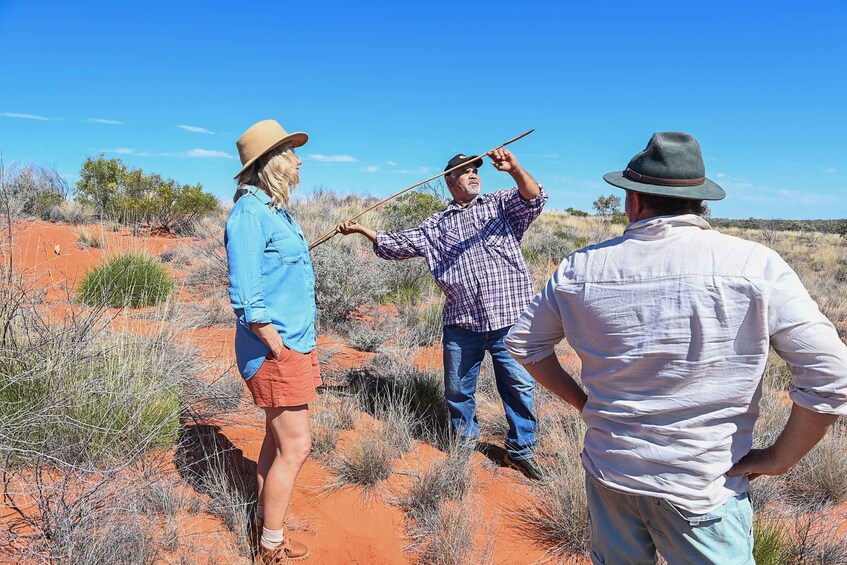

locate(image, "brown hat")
[[234, 119, 308, 179]]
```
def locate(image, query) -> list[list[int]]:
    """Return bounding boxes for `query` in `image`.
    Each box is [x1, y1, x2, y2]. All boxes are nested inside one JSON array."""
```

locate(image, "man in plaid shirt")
[[337, 148, 547, 479]]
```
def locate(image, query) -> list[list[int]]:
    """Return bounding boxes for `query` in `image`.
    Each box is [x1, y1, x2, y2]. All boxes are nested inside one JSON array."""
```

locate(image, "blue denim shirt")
[[225, 188, 317, 380]]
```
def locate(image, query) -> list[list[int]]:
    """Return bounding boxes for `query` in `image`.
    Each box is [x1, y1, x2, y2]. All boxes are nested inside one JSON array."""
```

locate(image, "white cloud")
[[360, 165, 380, 173], [395, 166, 433, 174], [101, 147, 234, 159], [86, 118, 124, 125], [306, 154, 358, 163], [1, 112, 53, 121], [178, 124, 215, 134], [182, 148, 234, 159], [387, 160, 397, 166], [715, 173, 727, 178], [824, 167, 837, 174]]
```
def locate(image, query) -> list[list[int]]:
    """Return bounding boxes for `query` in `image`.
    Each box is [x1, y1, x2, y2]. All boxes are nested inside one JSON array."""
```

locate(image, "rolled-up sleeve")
[[767, 255, 847, 415], [502, 186, 547, 239], [505, 268, 567, 364], [226, 211, 271, 325], [374, 228, 428, 260]]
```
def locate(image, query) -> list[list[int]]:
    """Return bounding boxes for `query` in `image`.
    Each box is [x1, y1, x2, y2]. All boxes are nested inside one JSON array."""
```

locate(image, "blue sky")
[[1, 0, 845, 219]]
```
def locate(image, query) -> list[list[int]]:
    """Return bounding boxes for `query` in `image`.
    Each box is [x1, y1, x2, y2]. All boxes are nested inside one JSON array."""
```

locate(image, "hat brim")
[[444, 156, 484, 175], [233, 132, 308, 179], [603, 171, 725, 201]]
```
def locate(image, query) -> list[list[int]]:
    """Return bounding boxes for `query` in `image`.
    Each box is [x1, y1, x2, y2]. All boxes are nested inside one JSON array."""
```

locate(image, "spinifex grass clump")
[[0, 309, 194, 466], [77, 252, 174, 308]]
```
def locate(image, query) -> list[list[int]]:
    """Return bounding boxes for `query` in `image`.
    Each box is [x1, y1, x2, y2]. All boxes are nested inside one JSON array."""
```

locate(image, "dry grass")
[[517, 413, 589, 560], [331, 429, 396, 487]]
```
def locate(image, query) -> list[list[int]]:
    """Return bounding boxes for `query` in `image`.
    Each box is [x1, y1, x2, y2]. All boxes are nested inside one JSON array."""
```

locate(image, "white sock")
[[256, 503, 265, 521], [260, 526, 284, 550]]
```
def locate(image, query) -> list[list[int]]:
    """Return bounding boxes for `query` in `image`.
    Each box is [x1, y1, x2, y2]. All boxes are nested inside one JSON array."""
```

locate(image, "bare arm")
[[728, 403, 839, 480], [522, 353, 588, 413], [488, 148, 540, 200], [336, 221, 377, 243], [250, 322, 284, 359]]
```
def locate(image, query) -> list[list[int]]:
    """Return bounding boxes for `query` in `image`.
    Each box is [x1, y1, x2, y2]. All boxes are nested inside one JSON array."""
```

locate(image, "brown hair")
[[629, 190, 707, 217]]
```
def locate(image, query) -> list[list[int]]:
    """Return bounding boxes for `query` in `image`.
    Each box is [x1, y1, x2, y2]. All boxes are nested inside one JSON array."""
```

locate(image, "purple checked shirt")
[[374, 187, 547, 332]]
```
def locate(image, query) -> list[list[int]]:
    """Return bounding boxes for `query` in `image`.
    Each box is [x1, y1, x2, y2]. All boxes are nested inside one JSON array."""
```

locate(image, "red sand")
[[4, 220, 556, 564]]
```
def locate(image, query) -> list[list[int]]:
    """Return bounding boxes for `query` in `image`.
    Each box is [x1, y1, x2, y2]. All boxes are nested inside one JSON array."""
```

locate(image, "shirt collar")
[[248, 187, 272, 206], [624, 214, 712, 236], [446, 193, 483, 211]]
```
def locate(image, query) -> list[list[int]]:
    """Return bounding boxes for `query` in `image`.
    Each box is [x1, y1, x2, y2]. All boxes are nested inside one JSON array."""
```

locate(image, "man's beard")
[[465, 182, 481, 195]]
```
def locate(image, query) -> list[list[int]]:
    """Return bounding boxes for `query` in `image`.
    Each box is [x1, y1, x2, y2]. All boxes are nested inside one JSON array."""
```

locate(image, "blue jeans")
[[586, 475, 754, 565], [442, 324, 537, 460]]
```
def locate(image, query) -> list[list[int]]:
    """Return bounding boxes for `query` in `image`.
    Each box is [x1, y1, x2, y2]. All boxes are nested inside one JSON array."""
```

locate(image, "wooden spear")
[[308, 129, 535, 250]]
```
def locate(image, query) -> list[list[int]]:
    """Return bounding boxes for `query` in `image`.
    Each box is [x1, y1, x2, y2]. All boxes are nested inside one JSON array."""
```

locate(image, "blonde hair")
[[234, 145, 300, 209]]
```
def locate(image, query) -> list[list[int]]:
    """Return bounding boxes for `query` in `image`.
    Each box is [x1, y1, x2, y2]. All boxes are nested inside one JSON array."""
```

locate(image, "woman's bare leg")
[[256, 417, 275, 514], [261, 405, 312, 531]]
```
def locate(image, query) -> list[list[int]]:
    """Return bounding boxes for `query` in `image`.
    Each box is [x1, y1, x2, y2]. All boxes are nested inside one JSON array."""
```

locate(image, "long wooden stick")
[[308, 129, 535, 250]]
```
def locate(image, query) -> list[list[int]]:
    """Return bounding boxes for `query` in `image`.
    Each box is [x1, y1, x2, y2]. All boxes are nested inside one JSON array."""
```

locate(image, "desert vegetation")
[[1, 158, 846, 563]]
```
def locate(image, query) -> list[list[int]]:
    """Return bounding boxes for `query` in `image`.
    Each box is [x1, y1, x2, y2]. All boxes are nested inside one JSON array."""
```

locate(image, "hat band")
[[625, 168, 705, 187]]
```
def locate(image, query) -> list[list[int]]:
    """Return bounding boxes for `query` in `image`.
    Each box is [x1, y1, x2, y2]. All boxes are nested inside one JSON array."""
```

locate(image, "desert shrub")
[[782, 421, 847, 508], [351, 353, 450, 445], [522, 230, 575, 265], [77, 252, 174, 307], [398, 301, 443, 347], [175, 425, 257, 556], [332, 430, 396, 487], [401, 440, 474, 516], [380, 259, 432, 305], [311, 392, 358, 459], [754, 517, 790, 565], [611, 212, 629, 225], [312, 241, 389, 326], [405, 502, 480, 565], [0, 163, 68, 220], [348, 321, 391, 352], [518, 413, 589, 558], [46, 200, 97, 225], [0, 322, 199, 465], [185, 211, 225, 241], [565, 207, 588, 217], [184, 238, 228, 298], [75, 155, 218, 231], [382, 190, 445, 231], [77, 227, 104, 249]]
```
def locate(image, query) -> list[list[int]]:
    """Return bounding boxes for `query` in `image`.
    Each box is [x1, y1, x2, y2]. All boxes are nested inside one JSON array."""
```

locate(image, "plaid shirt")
[[374, 187, 547, 332]]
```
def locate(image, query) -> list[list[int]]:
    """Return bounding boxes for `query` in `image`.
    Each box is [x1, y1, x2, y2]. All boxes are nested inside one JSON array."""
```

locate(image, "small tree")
[[75, 156, 219, 231], [592, 194, 622, 218]]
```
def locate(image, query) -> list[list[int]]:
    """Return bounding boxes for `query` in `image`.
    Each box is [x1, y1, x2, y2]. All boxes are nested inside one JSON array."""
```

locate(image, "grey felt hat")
[[603, 132, 725, 200]]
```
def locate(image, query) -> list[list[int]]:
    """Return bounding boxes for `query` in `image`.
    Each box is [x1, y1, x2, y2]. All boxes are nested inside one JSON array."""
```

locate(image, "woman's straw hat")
[[234, 119, 308, 179]]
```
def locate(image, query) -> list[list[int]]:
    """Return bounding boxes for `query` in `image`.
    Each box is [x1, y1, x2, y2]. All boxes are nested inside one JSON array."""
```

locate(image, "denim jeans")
[[442, 324, 537, 460], [586, 475, 754, 565]]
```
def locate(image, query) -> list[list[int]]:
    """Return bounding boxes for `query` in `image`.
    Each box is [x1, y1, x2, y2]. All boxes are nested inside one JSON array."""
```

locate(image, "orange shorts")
[[246, 348, 322, 408]]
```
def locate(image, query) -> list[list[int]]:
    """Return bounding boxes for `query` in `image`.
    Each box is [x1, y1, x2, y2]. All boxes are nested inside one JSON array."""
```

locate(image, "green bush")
[[77, 253, 174, 308], [382, 190, 444, 231], [75, 155, 219, 231], [753, 518, 789, 565], [0, 325, 190, 465]]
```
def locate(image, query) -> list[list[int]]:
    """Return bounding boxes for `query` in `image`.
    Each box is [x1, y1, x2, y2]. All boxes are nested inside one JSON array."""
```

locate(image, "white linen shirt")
[[505, 214, 847, 513]]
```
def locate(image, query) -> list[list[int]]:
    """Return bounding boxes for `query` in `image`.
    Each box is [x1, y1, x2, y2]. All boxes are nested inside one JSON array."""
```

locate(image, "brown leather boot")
[[282, 537, 309, 561], [254, 538, 310, 564], [253, 543, 287, 565]]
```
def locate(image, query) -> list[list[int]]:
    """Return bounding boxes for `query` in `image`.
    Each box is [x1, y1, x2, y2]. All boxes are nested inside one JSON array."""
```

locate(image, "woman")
[[226, 119, 319, 564]]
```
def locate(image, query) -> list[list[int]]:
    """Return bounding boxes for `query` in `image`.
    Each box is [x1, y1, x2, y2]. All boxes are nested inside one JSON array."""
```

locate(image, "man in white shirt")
[[504, 132, 847, 564]]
